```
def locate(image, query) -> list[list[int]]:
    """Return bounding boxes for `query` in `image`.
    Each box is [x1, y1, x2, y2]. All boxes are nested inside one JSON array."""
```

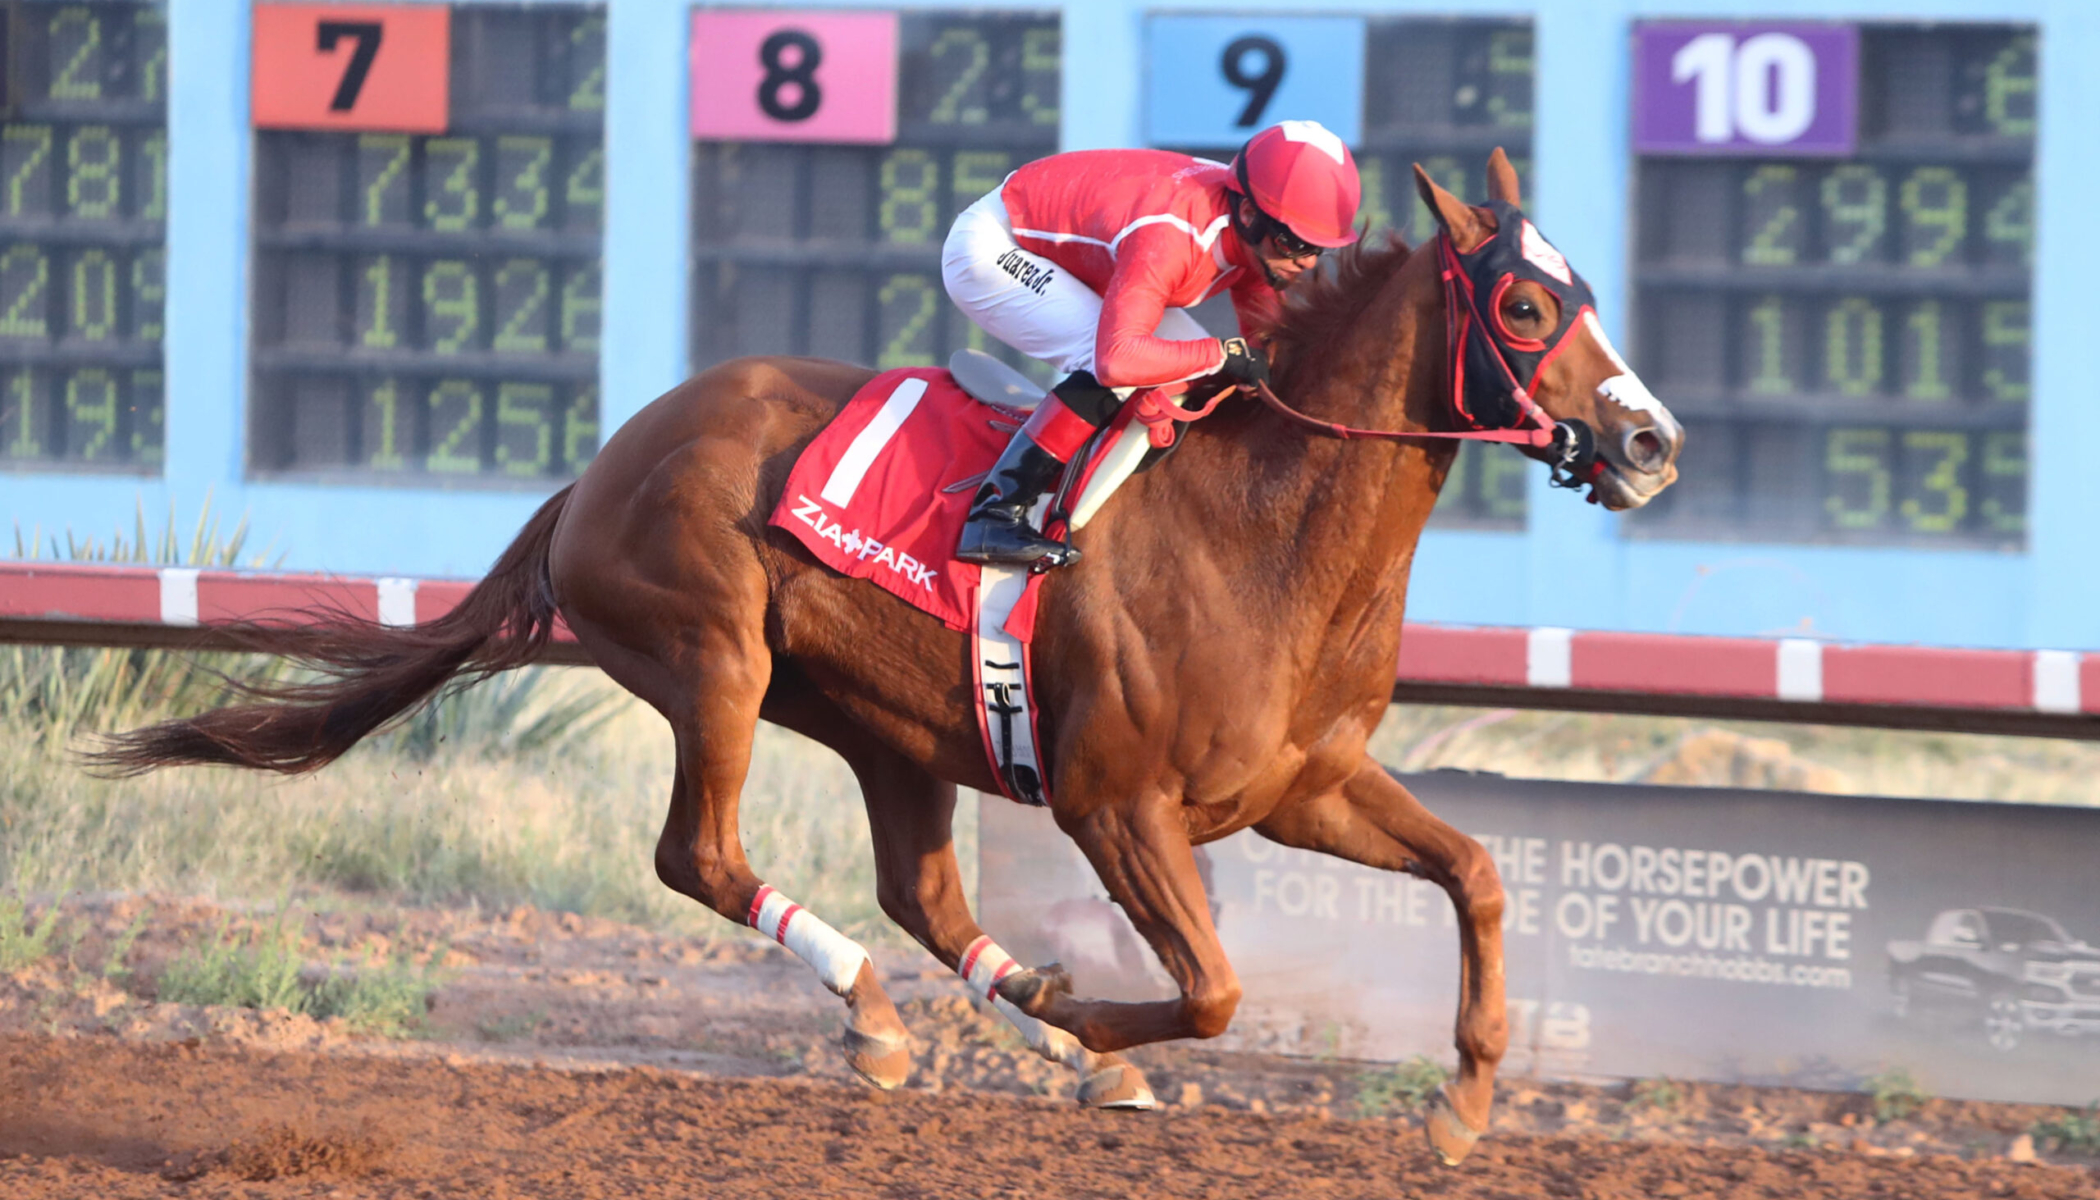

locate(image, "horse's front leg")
[[1255, 759, 1508, 1165], [996, 789, 1242, 1054]]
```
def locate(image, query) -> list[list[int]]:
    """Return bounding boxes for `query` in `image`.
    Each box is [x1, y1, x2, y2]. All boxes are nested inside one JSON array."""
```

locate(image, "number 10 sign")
[[1633, 22, 1857, 156]]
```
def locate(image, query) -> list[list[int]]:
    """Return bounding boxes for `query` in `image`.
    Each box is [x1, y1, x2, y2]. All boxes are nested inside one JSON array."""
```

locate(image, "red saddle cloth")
[[768, 368, 1016, 632]]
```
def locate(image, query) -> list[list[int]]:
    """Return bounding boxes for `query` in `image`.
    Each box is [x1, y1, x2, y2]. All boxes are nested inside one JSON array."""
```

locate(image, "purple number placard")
[[1633, 22, 1858, 157], [691, 10, 898, 144]]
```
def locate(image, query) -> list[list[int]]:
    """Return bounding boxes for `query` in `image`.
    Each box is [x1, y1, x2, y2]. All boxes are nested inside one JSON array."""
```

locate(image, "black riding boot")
[[955, 430, 1079, 568]]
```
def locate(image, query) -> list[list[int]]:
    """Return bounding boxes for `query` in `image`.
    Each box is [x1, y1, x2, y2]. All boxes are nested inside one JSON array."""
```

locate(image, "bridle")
[[1194, 212, 1609, 491]]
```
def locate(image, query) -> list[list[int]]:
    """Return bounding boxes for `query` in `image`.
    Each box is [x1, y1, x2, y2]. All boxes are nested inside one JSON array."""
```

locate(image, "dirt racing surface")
[[4, 895, 2097, 1199]]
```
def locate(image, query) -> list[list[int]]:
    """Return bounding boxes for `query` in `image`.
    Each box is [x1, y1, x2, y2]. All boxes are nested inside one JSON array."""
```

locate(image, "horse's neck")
[[1165, 261, 1450, 618]]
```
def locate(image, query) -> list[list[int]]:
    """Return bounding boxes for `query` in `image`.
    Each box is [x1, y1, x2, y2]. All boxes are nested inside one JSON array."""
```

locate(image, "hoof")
[[842, 1026, 911, 1090], [1075, 1061, 1158, 1110], [1423, 1083, 1485, 1166]]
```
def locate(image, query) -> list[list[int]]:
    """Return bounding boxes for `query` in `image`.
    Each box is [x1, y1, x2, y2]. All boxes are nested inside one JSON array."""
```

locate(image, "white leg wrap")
[[961, 935, 1087, 1068], [750, 884, 871, 998]]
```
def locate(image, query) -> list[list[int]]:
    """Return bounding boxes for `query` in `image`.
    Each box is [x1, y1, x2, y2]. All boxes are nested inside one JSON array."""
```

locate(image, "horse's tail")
[[86, 486, 575, 778]]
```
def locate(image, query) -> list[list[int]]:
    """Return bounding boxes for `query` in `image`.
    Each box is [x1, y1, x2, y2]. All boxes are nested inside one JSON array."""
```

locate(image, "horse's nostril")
[[1627, 429, 1667, 472]]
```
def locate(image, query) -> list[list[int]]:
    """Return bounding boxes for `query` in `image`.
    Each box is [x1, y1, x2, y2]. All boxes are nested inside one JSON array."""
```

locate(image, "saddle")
[[768, 351, 1158, 808]]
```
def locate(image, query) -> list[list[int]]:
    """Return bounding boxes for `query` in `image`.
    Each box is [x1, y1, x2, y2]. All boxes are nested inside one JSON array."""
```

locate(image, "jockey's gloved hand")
[[1218, 337, 1270, 388]]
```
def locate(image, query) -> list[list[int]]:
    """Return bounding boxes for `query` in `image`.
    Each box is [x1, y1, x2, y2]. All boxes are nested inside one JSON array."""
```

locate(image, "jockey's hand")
[[1218, 337, 1270, 388]]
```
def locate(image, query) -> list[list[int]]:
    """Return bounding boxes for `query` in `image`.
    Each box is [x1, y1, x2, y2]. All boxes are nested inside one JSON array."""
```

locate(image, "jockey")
[[941, 120, 1362, 568]]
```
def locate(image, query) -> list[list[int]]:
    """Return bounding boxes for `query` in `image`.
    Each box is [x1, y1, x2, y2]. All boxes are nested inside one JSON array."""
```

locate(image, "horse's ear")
[[1485, 147, 1521, 207], [1412, 163, 1490, 251]]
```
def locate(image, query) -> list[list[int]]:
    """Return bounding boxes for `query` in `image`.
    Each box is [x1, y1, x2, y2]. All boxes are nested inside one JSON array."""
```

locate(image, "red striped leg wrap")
[[1019, 394, 1095, 462], [749, 884, 870, 998], [959, 935, 1024, 1001]]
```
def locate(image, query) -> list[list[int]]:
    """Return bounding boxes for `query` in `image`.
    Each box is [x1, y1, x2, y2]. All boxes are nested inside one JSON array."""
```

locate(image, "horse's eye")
[[1510, 301, 1538, 321]]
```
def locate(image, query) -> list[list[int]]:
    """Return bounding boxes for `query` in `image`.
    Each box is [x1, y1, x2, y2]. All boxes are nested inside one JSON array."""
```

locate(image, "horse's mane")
[[1265, 231, 1413, 393]]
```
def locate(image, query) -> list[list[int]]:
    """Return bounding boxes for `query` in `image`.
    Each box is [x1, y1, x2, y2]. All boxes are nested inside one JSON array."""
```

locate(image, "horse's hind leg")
[[576, 626, 914, 1089], [1254, 759, 1508, 1166], [815, 720, 1157, 1108]]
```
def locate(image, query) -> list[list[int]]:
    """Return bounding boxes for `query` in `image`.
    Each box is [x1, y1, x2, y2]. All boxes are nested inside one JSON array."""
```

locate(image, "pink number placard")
[[690, 10, 898, 144]]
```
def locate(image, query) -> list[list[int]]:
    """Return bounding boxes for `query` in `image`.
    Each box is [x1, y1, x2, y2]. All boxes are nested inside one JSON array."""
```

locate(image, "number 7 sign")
[[253, 4, 451, 133]]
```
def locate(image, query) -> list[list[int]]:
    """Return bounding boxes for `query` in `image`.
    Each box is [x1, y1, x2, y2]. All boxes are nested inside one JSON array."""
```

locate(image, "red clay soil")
[[4, 1036, 2093, 1200]]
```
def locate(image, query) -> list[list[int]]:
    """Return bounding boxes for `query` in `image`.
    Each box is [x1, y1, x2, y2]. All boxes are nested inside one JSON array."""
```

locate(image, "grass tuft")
[[1354, 1055, 1449, 1117], [156, 906, 446, 1036], [0, 893, 66, 972], [1629, 1077, 1686, 1113], [1864, 1067, 1929, 1124], [2031, 1100, 2100, 1155]]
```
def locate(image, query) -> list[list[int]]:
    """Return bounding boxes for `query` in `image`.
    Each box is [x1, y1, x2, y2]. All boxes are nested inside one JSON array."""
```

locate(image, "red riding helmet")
[[1226, 120, 1362, 250]]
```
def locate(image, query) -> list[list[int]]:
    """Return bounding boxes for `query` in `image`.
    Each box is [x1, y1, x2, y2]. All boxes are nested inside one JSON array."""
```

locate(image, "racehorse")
[[93, 154, 1680, 1163]]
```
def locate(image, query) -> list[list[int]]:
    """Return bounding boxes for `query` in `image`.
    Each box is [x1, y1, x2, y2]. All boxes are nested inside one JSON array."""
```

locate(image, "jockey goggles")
[[1433, 198, 1606, 488], [1233, 155, 1330, 261]]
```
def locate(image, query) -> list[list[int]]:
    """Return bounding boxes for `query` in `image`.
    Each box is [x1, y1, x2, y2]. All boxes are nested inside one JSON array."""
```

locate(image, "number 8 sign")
[[691, 10, 898, 144]]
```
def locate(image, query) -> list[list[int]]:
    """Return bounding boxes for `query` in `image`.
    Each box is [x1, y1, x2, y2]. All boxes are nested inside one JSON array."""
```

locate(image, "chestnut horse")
[[96, 156, 1680, 1162]]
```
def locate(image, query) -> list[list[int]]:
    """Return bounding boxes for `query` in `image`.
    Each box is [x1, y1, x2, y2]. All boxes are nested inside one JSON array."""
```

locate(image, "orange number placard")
[[252, 4, 451, 133]]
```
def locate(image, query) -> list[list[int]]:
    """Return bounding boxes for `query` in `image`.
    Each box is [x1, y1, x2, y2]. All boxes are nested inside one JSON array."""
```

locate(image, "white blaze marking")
[[1520, 221, 1571, 284], [822, 376, 928, 507], [1279, 119, 1347, 163], [1581, 311, 1669, 419]]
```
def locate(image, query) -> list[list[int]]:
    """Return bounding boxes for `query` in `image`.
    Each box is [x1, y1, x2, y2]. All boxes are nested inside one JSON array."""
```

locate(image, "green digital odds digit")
[[1482, 445, 1528, 519], [1486, 28, 1535, 130], [4, 370, 38, 458], [1746, 295, 1794, 395], [366, 379, 405, 470], [140, 131, 166, 221], [1981, 301, 2029, 402], [1021, 26, 1060, 126], [65, 126, 120, 219], [70, 248, 113, 340], [495, 383, 554, 476], [64, 368, 114, 460], [563, 386, 599, 471], [360, 134, 410, 227], [1899, 431, 1969, 534], [877, 274, 937, 368], [5, 126, 51, 217], [927, 27, 990, 125], [568, 16, 607, 112], [565, 147, 604, 230], [1819, 164, 1885, 265], [1983, 35, 2037, 138], [137, 8, 167, 103], [423, 260, 479, 354], [1741, 165, 1800, 266], [357, 255, 396, 348], [1823, 297, 1883, 397], [49, 8, 103, 100], [1980, 430, 2026, 533], [493, 259, 550, 353], [0, 246, 50, 338], [128, 370, 164, 464], [1902, 300, 1951, 402], [494, 136, 552, 231], [879, 148, 940, 244], [950, 151, 1009, 220], [1984, 177, 2033, 268], [425, 380, 485, 473], [423, 138, 481, 232], [1899, 166, 1967, 269], [561, 262, 600, 352], [1824, 428, 1890, 531]]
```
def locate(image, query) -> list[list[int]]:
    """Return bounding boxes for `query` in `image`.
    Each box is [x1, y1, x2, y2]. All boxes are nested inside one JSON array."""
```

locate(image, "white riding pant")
[[941, 189, 1210, 379]]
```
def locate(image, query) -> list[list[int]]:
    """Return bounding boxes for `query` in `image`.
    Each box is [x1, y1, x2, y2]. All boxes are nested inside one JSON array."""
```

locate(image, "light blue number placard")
[[1145, 14, 1366, 149]]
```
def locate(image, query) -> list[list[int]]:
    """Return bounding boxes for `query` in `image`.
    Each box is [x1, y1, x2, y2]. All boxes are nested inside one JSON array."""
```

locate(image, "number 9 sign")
[[1145, 15, 1364, 148], [1634, 22, 1858, 156], [691, 10, 898, 144]]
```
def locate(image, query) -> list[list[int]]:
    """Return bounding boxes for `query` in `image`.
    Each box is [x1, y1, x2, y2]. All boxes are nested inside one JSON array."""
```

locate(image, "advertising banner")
[[978, 774, 2100, 1106]]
